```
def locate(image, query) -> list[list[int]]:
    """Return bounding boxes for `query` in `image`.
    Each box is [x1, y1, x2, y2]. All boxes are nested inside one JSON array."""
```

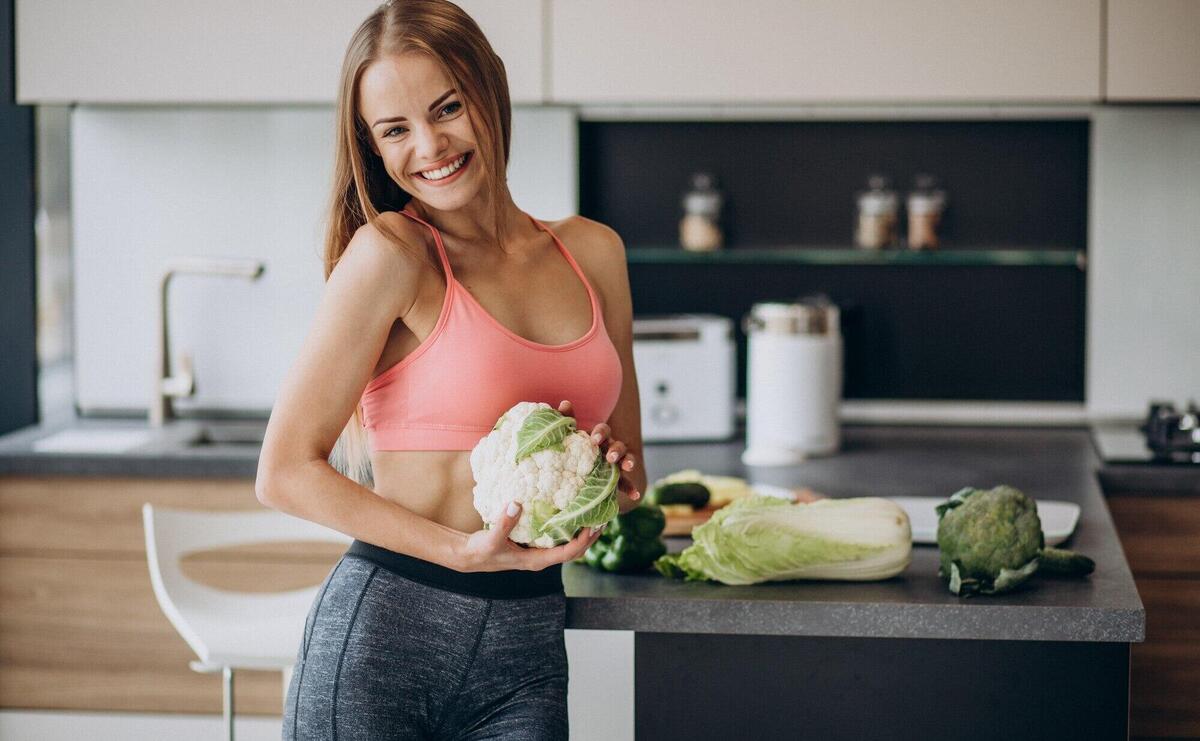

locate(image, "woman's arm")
[[576, 219, 648, 514], [254, 219, 473, 566], [255, 220, 601, 571]]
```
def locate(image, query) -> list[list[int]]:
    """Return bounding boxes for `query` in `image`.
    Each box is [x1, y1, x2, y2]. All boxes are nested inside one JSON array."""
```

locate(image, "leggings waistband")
[[345, 539, 564, 600]]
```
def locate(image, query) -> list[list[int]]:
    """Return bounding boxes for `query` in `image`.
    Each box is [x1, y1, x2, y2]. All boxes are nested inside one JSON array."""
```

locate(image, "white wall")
[[1089, 107, 1200, 418], [71, 103, 1200, 418], [71, 105, 577, 414]]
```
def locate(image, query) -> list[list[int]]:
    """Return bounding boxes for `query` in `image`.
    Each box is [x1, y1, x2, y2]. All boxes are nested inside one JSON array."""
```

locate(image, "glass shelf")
[[626, 246, 1084, 268]]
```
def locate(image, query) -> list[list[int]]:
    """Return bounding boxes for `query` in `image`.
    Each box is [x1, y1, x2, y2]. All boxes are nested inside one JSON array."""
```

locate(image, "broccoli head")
[[935, 485, 1045, 596]]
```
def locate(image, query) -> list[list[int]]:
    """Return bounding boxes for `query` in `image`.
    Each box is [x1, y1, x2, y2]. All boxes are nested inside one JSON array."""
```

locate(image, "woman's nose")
[[413, 125, 448, 161]]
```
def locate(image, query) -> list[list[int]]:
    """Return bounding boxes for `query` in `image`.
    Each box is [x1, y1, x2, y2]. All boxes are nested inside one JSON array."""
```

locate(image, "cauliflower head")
[[935, 485, 1044, 596], [470, 401, 620, 548]]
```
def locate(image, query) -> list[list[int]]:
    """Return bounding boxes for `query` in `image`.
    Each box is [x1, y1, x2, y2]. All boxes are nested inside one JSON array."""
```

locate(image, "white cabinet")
[[565, 630, 634, 740], [16, 0, 544, 104], [1106, 0, 1200, 101], [549, 0, 1101, 104]]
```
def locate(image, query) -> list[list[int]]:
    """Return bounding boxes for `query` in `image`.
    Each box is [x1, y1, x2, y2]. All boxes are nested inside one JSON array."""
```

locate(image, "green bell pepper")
[[604, 504, 666, 541]]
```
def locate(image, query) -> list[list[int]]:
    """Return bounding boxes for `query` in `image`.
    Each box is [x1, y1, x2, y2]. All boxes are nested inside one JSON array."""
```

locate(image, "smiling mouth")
[[415, 151, 473, 181]]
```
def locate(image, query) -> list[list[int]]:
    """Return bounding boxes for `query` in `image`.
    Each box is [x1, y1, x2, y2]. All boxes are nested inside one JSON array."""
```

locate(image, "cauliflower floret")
[[471, 401, 619, 548]]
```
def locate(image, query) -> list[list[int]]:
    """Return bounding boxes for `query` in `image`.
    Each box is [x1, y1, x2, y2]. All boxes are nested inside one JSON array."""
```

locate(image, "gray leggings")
[[283, 546, 569, 740]]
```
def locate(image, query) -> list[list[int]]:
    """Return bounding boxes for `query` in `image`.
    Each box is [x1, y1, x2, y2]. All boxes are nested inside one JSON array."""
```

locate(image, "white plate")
[[749, 483, 799, 500], [888, 496, 1081, 546]]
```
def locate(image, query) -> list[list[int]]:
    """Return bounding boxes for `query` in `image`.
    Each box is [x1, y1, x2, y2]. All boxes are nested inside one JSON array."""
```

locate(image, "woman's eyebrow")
[[372, 89, 456, 127]]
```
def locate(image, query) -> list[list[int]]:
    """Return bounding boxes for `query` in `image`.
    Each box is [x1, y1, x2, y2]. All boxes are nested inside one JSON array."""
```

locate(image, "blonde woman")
[[256, 1, 646, 737]]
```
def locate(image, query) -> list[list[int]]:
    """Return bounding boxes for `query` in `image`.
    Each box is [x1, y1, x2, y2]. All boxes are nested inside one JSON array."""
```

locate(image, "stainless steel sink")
[[30, 418, 269, 455], [183, 420, 269, 447]]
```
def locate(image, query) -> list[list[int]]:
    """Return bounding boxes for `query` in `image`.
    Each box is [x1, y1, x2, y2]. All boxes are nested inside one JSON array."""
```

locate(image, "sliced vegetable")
[[655, 495, 912, 585]]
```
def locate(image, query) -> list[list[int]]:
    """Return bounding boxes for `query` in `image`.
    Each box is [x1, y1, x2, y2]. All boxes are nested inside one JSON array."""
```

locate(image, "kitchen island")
[[564, 426, 1143, 740], [0, 423, 1145, 739]]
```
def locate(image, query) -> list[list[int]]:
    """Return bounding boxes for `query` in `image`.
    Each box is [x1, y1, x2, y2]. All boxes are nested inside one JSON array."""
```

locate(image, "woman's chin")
[[412, 180, 481, 212]]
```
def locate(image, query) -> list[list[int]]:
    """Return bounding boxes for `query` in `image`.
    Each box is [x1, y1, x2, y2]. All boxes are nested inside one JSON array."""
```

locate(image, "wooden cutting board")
[[661, 487, 823, 537]]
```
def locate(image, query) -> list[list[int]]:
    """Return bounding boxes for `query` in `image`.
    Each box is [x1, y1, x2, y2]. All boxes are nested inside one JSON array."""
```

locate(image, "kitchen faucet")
[[150, 257, 266, 427]]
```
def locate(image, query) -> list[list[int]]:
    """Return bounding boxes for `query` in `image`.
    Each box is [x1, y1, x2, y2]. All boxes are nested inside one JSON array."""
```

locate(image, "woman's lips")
[[414, 151, 472, 186]]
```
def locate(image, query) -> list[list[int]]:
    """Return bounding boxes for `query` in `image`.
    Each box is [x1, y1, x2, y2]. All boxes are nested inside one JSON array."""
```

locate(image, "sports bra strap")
[[396, 207, 455, 283]]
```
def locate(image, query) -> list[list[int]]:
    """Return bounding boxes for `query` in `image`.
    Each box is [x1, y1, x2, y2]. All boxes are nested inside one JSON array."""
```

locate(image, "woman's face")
[[358, 52, 482, 210]]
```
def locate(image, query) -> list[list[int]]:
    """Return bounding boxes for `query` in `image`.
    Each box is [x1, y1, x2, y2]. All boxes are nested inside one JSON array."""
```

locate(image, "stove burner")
[[1141, 401, 1200, 462]]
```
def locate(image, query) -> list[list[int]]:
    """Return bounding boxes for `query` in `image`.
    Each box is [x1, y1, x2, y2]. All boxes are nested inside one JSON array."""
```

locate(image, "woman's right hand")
[[457, 501, 605, 572]]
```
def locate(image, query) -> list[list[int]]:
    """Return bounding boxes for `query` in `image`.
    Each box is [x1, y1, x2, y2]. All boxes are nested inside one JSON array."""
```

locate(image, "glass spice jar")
[[906, 174, 947, 251], [679, 172, 724, 252], [854, 174, 898, 250]]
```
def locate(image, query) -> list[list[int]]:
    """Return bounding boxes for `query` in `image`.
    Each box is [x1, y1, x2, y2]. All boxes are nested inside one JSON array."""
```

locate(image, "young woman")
[[255, 1, 647, 737]]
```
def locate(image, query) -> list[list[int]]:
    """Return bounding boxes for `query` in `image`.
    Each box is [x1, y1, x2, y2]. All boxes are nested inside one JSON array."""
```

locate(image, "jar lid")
[[682, 172, 723, 216], [858, 191, 897, 216], [684, 190, 722, 216], [907, 190, 946, 214], [742, 299, 840, 336]]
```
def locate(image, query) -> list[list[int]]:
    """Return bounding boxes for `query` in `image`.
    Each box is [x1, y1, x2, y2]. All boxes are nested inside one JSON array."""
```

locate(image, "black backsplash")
[[579, 119, 1089, 402]]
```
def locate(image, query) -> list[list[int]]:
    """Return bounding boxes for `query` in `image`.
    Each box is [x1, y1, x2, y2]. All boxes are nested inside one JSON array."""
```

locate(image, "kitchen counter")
[[568, 425, 1142, 642], [0, 420, 1148, 739], [0, 419, 1144, 641]]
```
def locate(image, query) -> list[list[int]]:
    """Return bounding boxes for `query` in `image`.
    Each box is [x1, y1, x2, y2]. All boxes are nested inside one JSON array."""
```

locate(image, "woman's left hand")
[[557, 400, 643, 512]]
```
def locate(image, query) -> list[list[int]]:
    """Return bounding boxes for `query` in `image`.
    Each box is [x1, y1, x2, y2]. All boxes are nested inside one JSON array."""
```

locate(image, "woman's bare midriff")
[[365, 213, 598, 535], [370, 449, 483, 532]]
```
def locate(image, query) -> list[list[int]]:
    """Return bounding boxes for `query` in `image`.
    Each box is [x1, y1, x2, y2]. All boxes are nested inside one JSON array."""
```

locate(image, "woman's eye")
[[382, 103, 459, 139]]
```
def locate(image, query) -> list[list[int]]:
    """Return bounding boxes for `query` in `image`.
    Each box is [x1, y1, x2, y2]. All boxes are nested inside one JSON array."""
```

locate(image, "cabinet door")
[[1106, 0, 1200, 101], [550, 0, 1101, 104], [16, 0, 543, 104]]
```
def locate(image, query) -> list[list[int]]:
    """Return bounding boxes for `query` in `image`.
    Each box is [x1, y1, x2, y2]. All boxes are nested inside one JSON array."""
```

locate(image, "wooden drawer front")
[[0, 477, 261, 555], [1129, 579, 1200, 738], [1109, 496, 1200, 738], [0, 476, 346, 714], [1106, 495, 1200, 576], [0, 553, 340, 714], [1131, 643, 1200, 739]]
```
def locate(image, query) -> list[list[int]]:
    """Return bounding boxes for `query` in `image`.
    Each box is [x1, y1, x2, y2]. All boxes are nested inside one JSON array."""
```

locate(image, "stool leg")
[[223, 665, 235, 741], [282, 665, 293, 702]]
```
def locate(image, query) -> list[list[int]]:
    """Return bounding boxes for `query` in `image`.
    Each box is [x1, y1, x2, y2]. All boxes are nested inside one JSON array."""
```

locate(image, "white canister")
[[741, 299, 843, 466]]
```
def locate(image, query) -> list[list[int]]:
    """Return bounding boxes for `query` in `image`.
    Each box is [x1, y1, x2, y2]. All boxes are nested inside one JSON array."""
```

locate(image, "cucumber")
[[645, 481, 710, 508]]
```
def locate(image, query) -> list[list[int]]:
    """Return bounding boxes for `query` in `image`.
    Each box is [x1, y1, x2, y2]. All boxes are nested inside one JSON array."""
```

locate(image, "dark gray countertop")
[[566, 426, 1144, 642], [0, 418, 1149, 642]]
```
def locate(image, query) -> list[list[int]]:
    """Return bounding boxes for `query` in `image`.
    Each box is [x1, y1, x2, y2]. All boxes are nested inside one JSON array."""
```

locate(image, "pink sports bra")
[[359, 207, 624, 451]]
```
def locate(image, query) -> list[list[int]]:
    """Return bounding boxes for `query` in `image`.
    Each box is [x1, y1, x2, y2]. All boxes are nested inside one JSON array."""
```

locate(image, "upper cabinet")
[[1106, 0, 1200, 101], [23, 1, 1198, 106], [15, 0, 545, 105], [549, 0, 1102, 104]]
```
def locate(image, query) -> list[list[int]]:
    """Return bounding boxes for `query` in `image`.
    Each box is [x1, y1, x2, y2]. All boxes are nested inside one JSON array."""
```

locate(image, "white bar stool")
[[142, 504, 351, 740]]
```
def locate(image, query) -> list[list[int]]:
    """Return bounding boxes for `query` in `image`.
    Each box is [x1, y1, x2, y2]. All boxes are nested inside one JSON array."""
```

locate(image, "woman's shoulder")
[[336, 212, 434, 320], [547, 215, 626, 263], [361, 210, 432, 252], [544, 215, 628, 312]]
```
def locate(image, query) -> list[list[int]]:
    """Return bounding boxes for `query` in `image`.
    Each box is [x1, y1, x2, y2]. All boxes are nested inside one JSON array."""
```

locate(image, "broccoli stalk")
[[935, 486, 1094, 597]]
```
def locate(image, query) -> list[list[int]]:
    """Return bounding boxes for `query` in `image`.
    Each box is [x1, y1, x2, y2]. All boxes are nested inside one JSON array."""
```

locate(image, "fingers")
[[557, 400, 575, 416], [604, 444, 635, 472], [619, 476, 641, 502], [493, 500, 522, 544], [539, 524, 604, 569], [588, 422, 611, 445]]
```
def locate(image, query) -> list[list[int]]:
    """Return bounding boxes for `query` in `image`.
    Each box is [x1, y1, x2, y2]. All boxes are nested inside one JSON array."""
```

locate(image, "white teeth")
[[419, 153, 467, 181]]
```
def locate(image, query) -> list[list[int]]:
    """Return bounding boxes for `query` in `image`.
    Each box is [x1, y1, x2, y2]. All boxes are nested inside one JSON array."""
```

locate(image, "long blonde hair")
[[325, 0, 515, 486]]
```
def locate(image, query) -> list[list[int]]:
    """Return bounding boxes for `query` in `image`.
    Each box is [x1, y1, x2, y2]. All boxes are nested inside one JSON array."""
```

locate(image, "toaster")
[[632, 314, 736, 442]]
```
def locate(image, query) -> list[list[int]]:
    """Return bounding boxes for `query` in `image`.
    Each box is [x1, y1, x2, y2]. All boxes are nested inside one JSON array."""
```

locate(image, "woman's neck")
[[407, 195, 531, 256]]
